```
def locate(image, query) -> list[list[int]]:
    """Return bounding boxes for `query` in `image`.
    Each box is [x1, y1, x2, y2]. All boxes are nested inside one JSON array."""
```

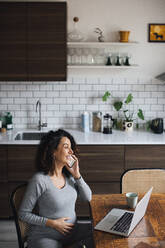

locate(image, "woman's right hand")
[[46, 217, 74, 235]]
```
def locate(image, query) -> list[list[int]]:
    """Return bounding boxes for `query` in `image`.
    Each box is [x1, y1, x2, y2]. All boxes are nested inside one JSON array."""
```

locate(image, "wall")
[[0, 0, 165, 130]]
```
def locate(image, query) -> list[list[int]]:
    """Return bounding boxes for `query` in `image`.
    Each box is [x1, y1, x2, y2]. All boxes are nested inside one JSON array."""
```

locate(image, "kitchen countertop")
[[0, 128, 165, 145]]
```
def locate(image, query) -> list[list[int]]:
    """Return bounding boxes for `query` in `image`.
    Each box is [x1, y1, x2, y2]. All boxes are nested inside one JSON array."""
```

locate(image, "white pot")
[[124, 121, 133, 131]]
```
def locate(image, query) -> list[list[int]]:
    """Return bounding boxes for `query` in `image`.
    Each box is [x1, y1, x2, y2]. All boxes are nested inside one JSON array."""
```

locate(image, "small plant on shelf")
[[102, 91, 144, 130]]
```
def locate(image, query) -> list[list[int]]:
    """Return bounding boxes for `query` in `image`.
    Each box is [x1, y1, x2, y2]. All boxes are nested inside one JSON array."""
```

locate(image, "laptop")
[[95, 187, 153, 237]]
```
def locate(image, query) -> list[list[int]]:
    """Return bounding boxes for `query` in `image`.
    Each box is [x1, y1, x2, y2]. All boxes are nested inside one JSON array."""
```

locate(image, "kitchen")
[[0, 0, 165, 247]]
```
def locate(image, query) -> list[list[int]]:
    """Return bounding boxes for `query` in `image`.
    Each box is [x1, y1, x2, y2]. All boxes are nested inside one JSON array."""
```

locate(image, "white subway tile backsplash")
[[86, 105, 99, 111], [158, 85, 165, 92], [119, 85, 132, 91], [66, 111, 79, 117], [73, 104, 85, 111], [8, 104, 21, 111], [79, 85, 92, 91], [66, 84, 79, 91], [54, 98, 67, 104], [158, 98, 165, 104], [0, 105, 8, 111], [14, 85, 26, 91], [138, 92, 151, 98], [60, 105, 72, 111], [145, 85, 158, 91], [151, 105, 164, 111], [8, 92, 20, 97], [20, 92, 33, 98], [144, 111, 157, 118], [41, 98, 53, 104], [47, 91, 60, 98], [0, 76, 165, 129], [53, 85, 66, 91], [27, 85, 40, 91], [0, 92, 7, 97], [21, 105, 34, 111], [47, 105, 60, 111], [145, 98, 158, 104], [1, 98, 13, 104], [40, 85, 52, 91], [152, 92, 164, 98], [132, 85, 145, 91], [60, 91, 72, 98], [1, 85, 13, 91], [33, 91, 46, 97], [67, 98, 79, 104], [73, 91, 86, 97], [15, 111, 27, 117], [133, 98, 145, 104], [93, 85, 106, 91]]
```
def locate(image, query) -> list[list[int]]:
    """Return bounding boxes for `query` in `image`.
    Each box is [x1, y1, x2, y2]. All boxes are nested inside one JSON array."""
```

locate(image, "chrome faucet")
[[36, 100, 47, 131]]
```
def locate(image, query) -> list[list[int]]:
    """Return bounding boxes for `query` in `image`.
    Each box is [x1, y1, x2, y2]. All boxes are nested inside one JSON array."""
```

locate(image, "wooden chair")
[[120, 168, 165, 193], [10, 183, 94, 248]]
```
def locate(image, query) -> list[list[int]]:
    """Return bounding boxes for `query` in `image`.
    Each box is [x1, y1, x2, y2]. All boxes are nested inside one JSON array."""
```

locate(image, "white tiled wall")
[[0, 76, 165, 130]]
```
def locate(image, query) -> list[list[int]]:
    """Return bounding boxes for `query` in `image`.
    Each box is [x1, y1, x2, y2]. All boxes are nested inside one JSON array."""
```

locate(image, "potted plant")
[[102, 91, 144, 131]]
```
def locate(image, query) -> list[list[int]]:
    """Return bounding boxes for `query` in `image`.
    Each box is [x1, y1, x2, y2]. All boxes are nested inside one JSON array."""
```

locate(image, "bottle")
[[81, 112, 89, 132], [68, 17, 85, 42], [5, 112, 13, 130]]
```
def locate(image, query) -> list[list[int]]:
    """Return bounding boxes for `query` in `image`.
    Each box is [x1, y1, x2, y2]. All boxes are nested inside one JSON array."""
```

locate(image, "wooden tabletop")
[[90, 194, 165, 248]]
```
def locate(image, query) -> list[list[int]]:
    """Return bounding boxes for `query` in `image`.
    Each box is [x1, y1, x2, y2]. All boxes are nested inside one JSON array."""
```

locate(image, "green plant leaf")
[[114, 101, 123, 111], [125, 93, 133, 104], [137, 109, 144, 120], [102, 91, 111, 102]]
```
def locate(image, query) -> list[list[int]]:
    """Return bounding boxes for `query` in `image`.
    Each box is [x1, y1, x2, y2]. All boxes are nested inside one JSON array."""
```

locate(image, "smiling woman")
[[18, 129, 92, 248]]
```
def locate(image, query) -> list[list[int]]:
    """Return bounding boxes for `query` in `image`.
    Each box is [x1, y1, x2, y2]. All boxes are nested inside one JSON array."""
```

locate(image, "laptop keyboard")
[[110, 212, 134, 233]]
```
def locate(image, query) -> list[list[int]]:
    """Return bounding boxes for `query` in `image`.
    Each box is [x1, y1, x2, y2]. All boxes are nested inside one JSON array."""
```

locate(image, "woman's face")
[[54, 136, 73, 165]]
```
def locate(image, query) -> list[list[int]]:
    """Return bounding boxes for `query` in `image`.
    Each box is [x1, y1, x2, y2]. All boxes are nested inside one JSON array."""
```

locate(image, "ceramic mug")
[[124, 121, 133, 131], [126, 192, 138, 208]]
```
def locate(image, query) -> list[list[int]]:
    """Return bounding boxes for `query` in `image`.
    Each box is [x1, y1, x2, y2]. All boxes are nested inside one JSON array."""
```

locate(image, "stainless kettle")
[[150, 118, 164, 134]]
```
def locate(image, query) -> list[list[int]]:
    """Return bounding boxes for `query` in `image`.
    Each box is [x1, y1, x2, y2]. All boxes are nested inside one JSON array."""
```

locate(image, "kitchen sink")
[[14, 132, 48, 140]]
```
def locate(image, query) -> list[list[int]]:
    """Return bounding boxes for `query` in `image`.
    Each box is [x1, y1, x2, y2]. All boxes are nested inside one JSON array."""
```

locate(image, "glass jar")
[[92, 111, 102, 132]]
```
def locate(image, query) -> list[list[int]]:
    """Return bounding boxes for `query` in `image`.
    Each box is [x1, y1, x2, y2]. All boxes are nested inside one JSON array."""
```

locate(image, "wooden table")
[[90, 194, 165, 248]]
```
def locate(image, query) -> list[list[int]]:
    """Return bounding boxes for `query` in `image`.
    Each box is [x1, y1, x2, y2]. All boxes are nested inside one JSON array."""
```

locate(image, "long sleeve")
[[74, 176, 92, 202], [18, 174, 48, 226]]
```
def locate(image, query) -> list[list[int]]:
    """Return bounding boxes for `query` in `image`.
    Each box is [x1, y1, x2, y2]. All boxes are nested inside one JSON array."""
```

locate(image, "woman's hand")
[[46, 217, 74, 235], [66, 155, 81, 179]]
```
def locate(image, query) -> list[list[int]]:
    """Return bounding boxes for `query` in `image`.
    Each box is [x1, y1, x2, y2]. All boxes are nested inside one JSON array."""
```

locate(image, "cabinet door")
[[0, 146, 7, 181], [0, 146, 8, 217], [0, 3, 27, 81], [27, 2, 67, 81], [8, 145, 37, 181], [78, 145, 124, 193], [125, 145, 165, 169]]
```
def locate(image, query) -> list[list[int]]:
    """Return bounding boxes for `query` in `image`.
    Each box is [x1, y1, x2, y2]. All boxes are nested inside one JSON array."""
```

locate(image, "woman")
[[19, 129, 92, 248]]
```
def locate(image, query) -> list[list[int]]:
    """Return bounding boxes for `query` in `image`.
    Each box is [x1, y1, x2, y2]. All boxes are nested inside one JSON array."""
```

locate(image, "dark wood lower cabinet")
[[78, 145, 124, 194], [8, 145, 37, 181], [125, 145, 165, 169], [1, 144, 165, 217], [0, 182, 9, 218]]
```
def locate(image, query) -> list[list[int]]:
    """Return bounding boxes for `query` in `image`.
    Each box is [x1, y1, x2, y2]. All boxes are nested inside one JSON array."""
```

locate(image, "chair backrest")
[[10, 183, 29, 248], [121, 168, 165, 194]]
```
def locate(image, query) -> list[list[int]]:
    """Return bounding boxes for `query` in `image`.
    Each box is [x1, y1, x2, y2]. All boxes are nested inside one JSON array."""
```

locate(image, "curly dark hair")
[[35, 129, 79, 176]]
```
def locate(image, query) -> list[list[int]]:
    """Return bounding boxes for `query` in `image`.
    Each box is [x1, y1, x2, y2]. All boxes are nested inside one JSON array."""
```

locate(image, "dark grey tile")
[[0, 241, 18, 248], [0, 220, 17, 241]]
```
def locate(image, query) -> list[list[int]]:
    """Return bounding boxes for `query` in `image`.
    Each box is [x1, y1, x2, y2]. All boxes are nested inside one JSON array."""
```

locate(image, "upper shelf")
[[67, 41, 139, 47]]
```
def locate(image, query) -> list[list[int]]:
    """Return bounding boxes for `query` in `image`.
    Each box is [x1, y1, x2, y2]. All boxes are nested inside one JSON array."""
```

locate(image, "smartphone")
[[68, 156, 76, 168]]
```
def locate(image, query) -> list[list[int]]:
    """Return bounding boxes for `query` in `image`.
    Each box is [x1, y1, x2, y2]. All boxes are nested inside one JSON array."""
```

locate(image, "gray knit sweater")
[[19, 172, 92, 227]]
